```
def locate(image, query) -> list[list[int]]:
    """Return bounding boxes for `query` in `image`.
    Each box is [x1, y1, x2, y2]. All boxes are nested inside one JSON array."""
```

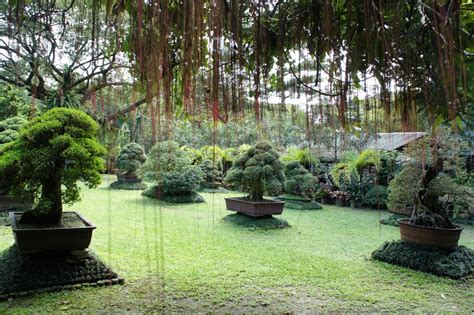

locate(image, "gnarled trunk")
[[19, 177, 63, 226]]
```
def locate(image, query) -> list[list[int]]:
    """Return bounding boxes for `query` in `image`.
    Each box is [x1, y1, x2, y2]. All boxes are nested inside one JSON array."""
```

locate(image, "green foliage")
[[0, 108, 105, 224], [115, 143, 147, 176], [200, 159, 224, 188], [387, 162, 422, 212], [142, 185, 204, 203], [364, 185, 388, 208], [222, 212, 290, 229], [284, 161, 319, 200], [372, 240, 473, 279], [109, 181, 147, 190], [139, 141, 191, 183], [281, 147, 319, 170], [331, 149, 381, 186], [0, 117, 27, 146], [161, 165, 203, 196], [0, 84, 31, 120], [225, 142, 285, 200]]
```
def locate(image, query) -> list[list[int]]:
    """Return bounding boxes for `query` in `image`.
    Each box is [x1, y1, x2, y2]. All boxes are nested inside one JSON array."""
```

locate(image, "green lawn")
[[0, 175, 472, 313]]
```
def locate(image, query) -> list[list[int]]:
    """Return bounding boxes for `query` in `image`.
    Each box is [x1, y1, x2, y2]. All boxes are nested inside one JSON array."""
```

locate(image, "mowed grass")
[[0, 175, 472, 313]]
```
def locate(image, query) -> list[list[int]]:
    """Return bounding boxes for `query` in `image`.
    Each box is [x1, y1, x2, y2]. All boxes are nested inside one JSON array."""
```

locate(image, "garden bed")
[[222, 212, 290, 230], [372, 240, 473, 279], [0, 246, 123, 300]]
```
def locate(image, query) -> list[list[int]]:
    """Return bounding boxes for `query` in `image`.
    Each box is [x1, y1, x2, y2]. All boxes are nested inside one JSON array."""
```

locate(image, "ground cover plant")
[[372, 240, 473, 279], [0, 176, 472, 313]]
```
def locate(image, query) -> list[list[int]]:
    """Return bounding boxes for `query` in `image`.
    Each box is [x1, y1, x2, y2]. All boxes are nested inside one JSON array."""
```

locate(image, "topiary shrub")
[[0, 117, 27, 146], [284, 160, 319, 200], [115, 143, 147, 177], [0, 108, 105, 225], [364, 185, 388, 208], [110, 143, 147, 190], [200, 159, 224, 189], [139, 141, 204, 203], [225, 142, 285, 200]]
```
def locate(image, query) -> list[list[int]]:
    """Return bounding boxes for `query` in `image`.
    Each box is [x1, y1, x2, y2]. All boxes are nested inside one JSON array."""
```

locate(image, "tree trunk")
[[19, 177, 63, 225]]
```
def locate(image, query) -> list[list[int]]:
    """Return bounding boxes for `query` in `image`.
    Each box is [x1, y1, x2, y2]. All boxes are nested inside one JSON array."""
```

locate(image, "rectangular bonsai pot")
[[9, 211, 96, 254], [225, 197, 285, 217]]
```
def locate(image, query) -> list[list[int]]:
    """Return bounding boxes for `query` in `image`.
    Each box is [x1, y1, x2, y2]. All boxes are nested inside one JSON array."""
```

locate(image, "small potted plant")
[[110, 142, 147, 190], [329, 190, 350, 207], [224, 142, 285, 217], [0, 108, 105, 253]]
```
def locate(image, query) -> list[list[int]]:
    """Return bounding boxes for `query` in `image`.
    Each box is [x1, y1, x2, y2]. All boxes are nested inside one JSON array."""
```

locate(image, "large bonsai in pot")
[[224, 142, 285, 217], [0, 108, 105, 252], [110, 142, 147, 190], [398, 128, 470, 249]]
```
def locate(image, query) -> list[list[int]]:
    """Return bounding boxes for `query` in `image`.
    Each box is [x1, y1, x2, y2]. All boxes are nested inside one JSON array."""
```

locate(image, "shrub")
[[225, 142, 285, 200], [0, 117, 27, 146], [364, 185, 388, 208], [115, 143, 147, 177], [161, 165, 203, 196], [139, 141, 191, 183], [140, 141, 204, 202], [0, 108, 105, 225], [387, 162, 422, 212], [200, 159, 224, 188], [284, 161, 319, 200]]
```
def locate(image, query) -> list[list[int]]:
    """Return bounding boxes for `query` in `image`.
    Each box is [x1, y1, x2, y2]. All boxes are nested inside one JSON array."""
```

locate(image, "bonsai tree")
[[0, 108, 105, 225], [225, 142, 285, 201], [284, 161, 319, 200], [405, 128, 471, 228], [200, 159, 224, 189], [140, 141, 204, 202], [110, 143, 147, 190], [115, 143, 147, 179], [0, 117, 27, 146]]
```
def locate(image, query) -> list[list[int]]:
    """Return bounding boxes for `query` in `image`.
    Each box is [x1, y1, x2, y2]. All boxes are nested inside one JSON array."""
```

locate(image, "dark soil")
[[16, 212, 87, 229]]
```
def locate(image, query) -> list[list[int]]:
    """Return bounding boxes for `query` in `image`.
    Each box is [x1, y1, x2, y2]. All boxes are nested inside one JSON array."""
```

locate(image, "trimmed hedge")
[[142, 185, 205, 203], [223, 212, 290, 229], [0, 246, 122, 299], [110, 181, 147, 190], [372, 240, 473, 279]]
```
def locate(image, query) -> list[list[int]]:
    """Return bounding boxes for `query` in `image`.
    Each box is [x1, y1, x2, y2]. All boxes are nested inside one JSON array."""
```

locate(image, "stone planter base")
[[225, 197, 284, 217]]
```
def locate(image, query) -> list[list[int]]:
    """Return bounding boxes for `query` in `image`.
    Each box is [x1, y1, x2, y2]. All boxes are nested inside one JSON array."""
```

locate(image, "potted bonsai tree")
[[0, 108, 105, 253], [398, 129, 466, 250], [110, 142, 147, 190], [224, 142, 285, 217]]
